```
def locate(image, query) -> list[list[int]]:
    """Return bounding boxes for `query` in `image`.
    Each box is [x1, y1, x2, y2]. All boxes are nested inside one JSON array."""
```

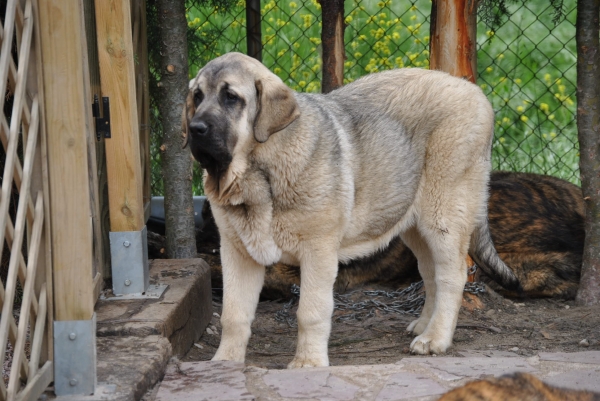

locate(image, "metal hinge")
[[92, 95, 111, 141]]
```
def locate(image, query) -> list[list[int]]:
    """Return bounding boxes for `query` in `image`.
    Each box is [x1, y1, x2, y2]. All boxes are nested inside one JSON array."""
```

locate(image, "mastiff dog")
[[184, 52, 520, 367]]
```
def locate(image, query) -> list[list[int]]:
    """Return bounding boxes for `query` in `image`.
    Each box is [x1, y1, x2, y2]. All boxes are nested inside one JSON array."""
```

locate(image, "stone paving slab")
[[539, 350, 600, 365], [155, 352, 600, 401]]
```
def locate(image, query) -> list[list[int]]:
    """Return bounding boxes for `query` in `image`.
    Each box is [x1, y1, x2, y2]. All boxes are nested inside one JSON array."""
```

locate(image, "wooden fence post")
[[38, 0, 97, 395], [320, 0, 345, 93], [246, 0, 262, 61], [95, 0, 145, 234], [430, 0, 478, 82]]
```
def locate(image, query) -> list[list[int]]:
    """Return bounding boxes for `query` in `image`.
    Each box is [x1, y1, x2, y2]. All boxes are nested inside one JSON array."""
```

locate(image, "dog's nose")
[[190, 120, 209, 137]]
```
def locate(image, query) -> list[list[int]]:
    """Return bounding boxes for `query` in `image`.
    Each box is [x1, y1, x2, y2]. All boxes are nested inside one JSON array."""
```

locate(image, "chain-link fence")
[[150, 0, 578, 195]]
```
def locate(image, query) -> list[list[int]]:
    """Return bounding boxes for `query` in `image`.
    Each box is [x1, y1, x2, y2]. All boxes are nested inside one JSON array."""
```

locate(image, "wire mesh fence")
[[149, 0, 579, 196]]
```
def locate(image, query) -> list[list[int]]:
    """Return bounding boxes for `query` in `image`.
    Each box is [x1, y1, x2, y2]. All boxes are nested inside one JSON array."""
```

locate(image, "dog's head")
[[183, 53, 300, 198]]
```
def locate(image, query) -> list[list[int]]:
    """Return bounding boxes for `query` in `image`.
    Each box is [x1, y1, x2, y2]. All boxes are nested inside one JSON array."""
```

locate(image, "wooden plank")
[[28, 285, 47, 379], [8, 194, 44, 399], [320, 0, 345, 93], [94, 0, 144, 232], [81, 0, 108, 283], [38, 0, 95, 321], [30, 0, 54, 365], [15, 361, 53, 401], [430, 0, 477, 82]]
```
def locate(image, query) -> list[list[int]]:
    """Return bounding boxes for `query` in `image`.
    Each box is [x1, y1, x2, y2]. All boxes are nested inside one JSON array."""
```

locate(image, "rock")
[[580, 339, 590, 347], [206, 327, 214, 335]]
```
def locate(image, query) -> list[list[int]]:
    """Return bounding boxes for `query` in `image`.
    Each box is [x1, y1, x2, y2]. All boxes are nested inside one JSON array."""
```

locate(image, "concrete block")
[[96, 336, 172, 401], [96, 259, 212, 356]]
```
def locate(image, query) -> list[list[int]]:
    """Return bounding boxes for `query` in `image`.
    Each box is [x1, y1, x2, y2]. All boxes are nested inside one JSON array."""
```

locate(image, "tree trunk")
[[156, 0, 197, 259], [320, 0, 345, 93], [430, 0, 478, 82], [575, 0, 600, 305]]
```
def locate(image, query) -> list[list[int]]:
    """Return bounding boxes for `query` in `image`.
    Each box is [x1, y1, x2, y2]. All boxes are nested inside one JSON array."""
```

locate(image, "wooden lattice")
[[0, 0, 52, 400]]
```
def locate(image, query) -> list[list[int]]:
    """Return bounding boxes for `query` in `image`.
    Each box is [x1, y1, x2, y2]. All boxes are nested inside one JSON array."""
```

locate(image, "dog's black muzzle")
[[188, 116, 232, 178]]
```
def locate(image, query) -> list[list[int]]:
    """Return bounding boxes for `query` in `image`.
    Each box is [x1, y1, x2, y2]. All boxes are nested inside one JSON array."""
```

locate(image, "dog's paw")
[[406, 317, 429, 336], [287, 354, 329, 369], [409, 334, 451, 355], [212, 346, 246, 363]]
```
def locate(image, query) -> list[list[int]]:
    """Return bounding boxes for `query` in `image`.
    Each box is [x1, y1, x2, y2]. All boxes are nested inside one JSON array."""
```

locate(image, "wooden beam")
[[38, 0, 95, 321], [320, 0, 345, 93], [430, 0, 478, 83], [95, 0, 144, 232]]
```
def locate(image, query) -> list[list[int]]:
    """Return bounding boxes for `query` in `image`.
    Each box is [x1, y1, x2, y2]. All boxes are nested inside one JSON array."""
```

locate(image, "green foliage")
[[156, 0, 579, 194]]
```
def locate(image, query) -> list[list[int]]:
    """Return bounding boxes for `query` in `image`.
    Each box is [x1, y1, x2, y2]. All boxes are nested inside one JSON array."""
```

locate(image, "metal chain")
[[275, 279, 486, 326]]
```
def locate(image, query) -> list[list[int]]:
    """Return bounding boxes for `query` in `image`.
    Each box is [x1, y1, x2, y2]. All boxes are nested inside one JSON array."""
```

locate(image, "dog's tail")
[[469, 218, 522, 292]]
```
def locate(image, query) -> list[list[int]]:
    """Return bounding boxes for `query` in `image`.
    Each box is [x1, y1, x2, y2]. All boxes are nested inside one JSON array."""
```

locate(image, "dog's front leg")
[[288, 244, 338, 368], [212, 236, 265, 362]]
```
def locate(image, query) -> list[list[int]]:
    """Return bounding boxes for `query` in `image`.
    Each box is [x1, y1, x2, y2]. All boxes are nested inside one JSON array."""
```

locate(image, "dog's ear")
[[182, 91, 194, 149], [253, 77, 300, 143]]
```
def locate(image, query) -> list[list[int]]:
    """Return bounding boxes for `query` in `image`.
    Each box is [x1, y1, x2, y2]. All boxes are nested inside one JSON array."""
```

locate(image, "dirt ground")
[[184, 283, 600, 369]]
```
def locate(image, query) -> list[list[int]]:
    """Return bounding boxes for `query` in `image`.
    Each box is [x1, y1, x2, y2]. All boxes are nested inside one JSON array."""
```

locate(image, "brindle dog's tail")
[[469, 218, 522, 292]]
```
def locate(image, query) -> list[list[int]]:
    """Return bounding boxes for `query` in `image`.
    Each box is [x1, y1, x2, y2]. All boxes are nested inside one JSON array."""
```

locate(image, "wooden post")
[[430, 0, 478, 83], [246, 0, 262, 61], [38, 0, 95, 322], [94, 0, 145, 233], [320, 0, 345, 93]]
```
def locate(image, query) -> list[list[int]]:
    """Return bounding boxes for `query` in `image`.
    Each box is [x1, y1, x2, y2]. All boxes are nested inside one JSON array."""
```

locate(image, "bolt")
[[69, 332, 77, 341], [123, 241, 131, 248], [69, 379, 78, 387], [124, 279, 132, 286]]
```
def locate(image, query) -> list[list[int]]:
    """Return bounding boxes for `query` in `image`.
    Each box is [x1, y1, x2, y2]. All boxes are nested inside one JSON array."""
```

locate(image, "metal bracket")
[[108, 226, 167, 299], [54, 314, 97, 396], [92, 95, 111, 141]]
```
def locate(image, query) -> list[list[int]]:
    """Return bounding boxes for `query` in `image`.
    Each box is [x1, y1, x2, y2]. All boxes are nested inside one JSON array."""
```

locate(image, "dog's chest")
[[225, 203, 283, 266]]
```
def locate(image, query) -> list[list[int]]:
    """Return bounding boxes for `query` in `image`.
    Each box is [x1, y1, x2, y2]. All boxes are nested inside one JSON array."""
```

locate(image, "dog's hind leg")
[[212, 236, 265, 362], [409, 212, 471, 355], [401, 227, 436, 336], [288, 241, 339, 368]]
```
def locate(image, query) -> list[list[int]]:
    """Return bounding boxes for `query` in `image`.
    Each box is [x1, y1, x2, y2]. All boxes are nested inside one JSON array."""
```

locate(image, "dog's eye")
[[225, 91, 239, 105], [193, 90, 203, 107]]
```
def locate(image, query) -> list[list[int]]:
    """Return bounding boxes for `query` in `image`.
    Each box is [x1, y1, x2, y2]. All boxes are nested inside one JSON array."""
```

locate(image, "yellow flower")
[[345, 15, 353, 24], [502, 117, 511, 124], [277, 49, 286, 57], [550, 132, 557, 138], [540, 103, 549, 113], [549, 114, 555, 120], [410, 15, 417, 21], [354, 51, 362, 58], [499, 137, 506, 143], [516, 106, 524, 113], [274, 67, 282, 74], [544, 73, 551, 83], [392, 32, 400, 40], [520, 115, 528, 122], [289, 1, 297, 8], [487, 30, 495, 37], [480, 84, 488, 90], [497, 53, 504, 59], [486, 67, 493, 73], [515, 78, 522, 84]]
